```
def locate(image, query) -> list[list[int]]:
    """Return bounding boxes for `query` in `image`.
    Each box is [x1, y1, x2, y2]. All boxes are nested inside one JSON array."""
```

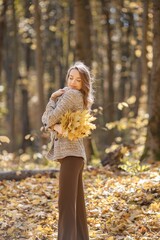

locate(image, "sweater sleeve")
[[41, 99, 56, 126], [48, 89, 83, 128]]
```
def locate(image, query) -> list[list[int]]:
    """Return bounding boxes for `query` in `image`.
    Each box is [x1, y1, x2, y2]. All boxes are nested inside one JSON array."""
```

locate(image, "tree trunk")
[[141, 0, 148, 92], [66, 0, 74, 70], [74, 0, 92, 65], [10, 1, 19, 151], [0, 0, 7, 84], [134, 57, 142, 116], [20, 0, 31, 151], [117, 10, 133, 119], [34, 0, 45, 128], [100, 0, 115, 145], [74, 0, 93, 162], [135, 0, 148, 117], [0, 0, 7, 119], [101, 0, 114, 123], [4, 0, 18, 152], [143, 1, 160, 160], [20, 78, 31, 150]]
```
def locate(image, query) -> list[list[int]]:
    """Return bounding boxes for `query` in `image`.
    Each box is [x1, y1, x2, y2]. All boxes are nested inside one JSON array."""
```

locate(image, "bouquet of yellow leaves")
[[60, 110, 96, 141]]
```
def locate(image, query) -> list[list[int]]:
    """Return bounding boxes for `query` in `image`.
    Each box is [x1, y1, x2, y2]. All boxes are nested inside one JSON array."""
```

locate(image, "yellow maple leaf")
[[60, 110, 96, 140]]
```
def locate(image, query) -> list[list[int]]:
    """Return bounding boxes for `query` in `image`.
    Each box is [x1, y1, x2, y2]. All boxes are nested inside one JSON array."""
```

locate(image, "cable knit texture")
[[42, 88, 87, 162]]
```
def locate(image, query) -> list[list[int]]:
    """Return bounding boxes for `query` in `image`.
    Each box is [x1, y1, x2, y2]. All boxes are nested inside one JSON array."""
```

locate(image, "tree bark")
[[101, 0, 114, 123], [141, 0, 149, 92], [117, 10, 133, 119], [20, 79, 31, 150], [134, 57, 142, 116], [143, 1, 160, 160], [20, 0, 31, 151], [74, 0, 93, 162], [135, 0, 148, 117], [0, 0, 7, 84], [66, 0, 74, 70], [4, 0, 18, 152], [34, 0, 45, 128], [74, 0, 92, 65]]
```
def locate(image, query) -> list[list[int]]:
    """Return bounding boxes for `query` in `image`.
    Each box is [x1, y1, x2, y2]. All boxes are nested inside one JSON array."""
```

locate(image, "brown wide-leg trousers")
[[58, 156, 89, 240]]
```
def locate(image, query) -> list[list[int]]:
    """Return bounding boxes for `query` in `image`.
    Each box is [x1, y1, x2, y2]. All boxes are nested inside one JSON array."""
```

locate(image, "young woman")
[[42, 61, 94, 240]]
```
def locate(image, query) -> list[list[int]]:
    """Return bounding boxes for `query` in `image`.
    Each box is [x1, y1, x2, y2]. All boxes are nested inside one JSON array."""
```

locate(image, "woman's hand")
[[52, 124, 63, 135], [50, 89, 65, 100]]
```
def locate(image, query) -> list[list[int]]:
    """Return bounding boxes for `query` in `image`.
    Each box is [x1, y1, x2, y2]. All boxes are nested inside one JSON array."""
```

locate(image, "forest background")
[[0, 0, 160, 169]]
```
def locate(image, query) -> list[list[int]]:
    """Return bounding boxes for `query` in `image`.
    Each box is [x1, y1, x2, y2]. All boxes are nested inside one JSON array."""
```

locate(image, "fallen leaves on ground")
[[0, 163, 159, 240]]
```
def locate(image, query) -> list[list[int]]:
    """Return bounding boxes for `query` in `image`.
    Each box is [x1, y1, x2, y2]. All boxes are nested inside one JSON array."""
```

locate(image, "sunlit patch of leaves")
[[118, 146, 150, 174], [105, 110, 149, 174], [0, 164, 159, 240], [0, 135, 58, 171], [105, 110, 148, 146], [0, 147, 59, 172]]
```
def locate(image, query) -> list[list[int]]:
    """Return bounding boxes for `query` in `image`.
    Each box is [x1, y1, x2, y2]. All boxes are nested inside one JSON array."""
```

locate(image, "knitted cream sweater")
[[42, 88, 87, 162]]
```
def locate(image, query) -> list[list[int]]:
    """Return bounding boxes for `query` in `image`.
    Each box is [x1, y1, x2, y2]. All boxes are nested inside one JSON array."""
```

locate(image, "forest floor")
[[0, 162, 159, 240]]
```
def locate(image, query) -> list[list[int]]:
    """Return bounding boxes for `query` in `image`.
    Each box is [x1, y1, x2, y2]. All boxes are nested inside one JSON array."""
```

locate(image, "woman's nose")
[[71, 80, 76, 85]]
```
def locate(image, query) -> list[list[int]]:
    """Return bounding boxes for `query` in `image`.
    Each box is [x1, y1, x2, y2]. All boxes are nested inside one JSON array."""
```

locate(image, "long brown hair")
[[66, 61, 94, 109]]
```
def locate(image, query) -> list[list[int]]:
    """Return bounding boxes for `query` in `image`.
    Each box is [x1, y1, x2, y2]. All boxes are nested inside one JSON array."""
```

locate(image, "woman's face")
[[67, 69, 82, 90]]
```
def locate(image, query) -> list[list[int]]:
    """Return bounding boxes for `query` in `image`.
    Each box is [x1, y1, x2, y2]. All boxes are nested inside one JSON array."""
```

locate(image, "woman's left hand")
[[50, 89, 65, 100]]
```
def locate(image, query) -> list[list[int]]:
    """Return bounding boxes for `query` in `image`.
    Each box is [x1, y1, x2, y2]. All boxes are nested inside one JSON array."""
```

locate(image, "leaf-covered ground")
[[0, 164, 160, 240]]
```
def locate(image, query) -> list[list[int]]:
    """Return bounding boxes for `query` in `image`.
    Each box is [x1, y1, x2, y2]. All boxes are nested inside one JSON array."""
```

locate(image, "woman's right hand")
[[51, 124, 63, 135], [50, 89, 65, 100]]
